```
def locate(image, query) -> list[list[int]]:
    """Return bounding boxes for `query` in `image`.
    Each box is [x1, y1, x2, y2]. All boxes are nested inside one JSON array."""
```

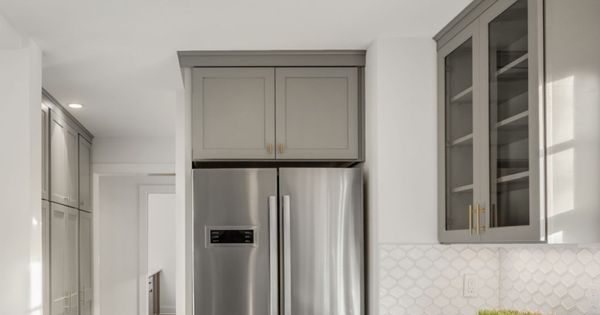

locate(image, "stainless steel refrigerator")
[[193, 167, 364, 315]]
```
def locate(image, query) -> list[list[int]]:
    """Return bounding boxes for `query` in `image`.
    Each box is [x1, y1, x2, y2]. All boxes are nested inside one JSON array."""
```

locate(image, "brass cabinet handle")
[[267, 143, 273, 154], [476, 204, 486, 234], [476, 204, 480, 235], [278, 143, 285, 154], [468, 205, 473, 235]]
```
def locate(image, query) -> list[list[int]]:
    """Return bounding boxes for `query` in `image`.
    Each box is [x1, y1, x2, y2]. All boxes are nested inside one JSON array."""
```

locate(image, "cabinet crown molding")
[[178, 50, 366, 67]]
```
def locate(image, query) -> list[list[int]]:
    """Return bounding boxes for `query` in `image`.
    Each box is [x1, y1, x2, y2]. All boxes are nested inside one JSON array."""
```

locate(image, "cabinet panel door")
[[78, 136, 92, 212], [42, 201, 50, 315], [50, 203, 67, 315], [79, 211, 93, 315], [51, 115, 79, 208], [51, 115, 69, 206], [480, 0, 543, 242], [65, 208, 79, 315], [42, 106, 49, 200], [438, 23, 482, 243], [66, 127, 79, 208], [192, 68, 276, 160], [275, 68, 359, 160]]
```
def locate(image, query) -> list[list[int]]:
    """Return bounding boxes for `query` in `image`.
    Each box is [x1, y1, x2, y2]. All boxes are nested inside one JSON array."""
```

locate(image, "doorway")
[[139, 184, 176, 315]]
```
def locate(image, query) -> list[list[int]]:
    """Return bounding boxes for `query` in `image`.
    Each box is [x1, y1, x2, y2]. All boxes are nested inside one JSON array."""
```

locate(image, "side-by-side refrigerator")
[[193, 167, 364, 315]]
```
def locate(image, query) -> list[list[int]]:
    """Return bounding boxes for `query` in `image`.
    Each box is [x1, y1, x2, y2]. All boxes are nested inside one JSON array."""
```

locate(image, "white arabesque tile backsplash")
[[380, 244, 600, 315], [380, 245, 500, 315]]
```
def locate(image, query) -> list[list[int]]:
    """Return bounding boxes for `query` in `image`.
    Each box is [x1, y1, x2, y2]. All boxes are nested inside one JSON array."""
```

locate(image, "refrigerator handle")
[[282, 195, 292, 315], [268, 196, 278, 315]]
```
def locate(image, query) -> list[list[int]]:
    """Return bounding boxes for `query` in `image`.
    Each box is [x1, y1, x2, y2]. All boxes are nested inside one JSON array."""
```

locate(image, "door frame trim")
[[138, 184, 176, 315]]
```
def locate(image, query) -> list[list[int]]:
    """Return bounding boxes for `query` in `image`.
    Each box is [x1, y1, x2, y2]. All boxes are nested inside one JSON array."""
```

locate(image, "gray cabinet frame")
[[437, 0, 545, 243]]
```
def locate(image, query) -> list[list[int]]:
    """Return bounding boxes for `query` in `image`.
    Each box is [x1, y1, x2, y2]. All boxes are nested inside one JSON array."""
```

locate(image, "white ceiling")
[[0, 0, 469, 139]]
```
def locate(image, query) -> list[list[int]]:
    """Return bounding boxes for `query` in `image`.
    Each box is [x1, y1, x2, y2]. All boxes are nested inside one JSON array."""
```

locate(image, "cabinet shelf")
[[497, 171, 529, 184], [450, 86, 473, 104], [496, 53, 528, 77], [450, 133, 473, 146], [452, 184, 474, 193], [496, 110, 528, 128]]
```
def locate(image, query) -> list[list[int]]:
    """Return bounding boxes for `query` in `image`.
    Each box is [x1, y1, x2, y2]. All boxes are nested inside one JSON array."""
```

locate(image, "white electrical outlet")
[[463, 274, 477, 298], [587, 285, 600, 314]]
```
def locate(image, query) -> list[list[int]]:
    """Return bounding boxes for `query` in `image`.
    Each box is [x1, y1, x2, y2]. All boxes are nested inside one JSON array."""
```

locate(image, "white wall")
[[93, 136, 175, 166], [0, 13, 43, 314], [366, 37, 439, 245], [545, 0, 600, 244], [97, 175, 174, 315], [148, 193, 176, 314], [365, 37, 438, 315], [175, 68, 193, 315]]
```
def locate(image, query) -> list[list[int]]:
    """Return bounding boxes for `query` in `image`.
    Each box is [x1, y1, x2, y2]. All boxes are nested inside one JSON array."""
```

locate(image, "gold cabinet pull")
[[468, 205, 473, 235], [476, 204, 486, 234], [267, 143, 273, 154], [278, 143, 285, 154]]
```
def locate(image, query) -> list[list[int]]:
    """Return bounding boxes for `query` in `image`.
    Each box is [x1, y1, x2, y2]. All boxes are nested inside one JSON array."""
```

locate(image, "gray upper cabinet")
[[50, 113, 79, 208], [42, 105, 50, 200], [192, 68, 276, 160], [275, 68, 359, 160], [190, 65, 362, 161], [437, 0, 544, 243], [78, 136, 92, 212]]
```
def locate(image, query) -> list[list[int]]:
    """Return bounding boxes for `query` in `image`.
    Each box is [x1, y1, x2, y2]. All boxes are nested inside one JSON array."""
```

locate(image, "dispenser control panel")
[[206, 226, 257, 246]]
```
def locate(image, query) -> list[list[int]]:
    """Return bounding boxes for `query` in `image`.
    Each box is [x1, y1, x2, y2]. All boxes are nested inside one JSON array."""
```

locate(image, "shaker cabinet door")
[[65, 208, 79, 315], [191, 68, 276, 160], [42, 201, 50, 315], [50, 114, 79, 208], [79, 211, 93, 315], [50, 204, 80, 315], [78, 136, 92, 212], [275, 68, 359, 160], [42, 106, 49, 200], [50, 203, 67, 315]]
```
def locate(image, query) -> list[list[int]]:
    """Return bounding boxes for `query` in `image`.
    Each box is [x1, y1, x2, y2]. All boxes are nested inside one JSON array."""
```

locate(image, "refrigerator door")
[[193, 168, 278, 315], [279, 167, 364, 315]]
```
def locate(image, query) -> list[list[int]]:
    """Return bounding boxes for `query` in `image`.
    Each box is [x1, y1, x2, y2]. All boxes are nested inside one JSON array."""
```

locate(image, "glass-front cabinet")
[[438, 0, 544, 243], [438, 24, 481, 243]]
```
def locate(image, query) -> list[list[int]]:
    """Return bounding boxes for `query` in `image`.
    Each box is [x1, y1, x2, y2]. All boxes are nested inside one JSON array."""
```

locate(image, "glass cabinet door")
[[439, 26, 479, 242], [484, 0, 542, 241]]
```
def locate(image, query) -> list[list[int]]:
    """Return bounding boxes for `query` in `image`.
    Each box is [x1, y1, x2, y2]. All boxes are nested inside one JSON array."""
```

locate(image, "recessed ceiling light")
[[68, 103, 83, 109]]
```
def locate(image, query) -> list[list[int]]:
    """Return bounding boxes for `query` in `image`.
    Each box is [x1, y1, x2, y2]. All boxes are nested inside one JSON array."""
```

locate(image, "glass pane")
[[445, 38, 474, 231], [489, 0, 529, 228]]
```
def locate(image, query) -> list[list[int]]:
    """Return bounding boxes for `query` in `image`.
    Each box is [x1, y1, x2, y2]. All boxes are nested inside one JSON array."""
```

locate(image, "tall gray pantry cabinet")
[[42, 90, 94, 315]]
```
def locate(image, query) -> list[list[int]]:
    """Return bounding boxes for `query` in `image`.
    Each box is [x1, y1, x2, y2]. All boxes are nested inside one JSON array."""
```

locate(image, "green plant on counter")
[[479, 310, 542, 315]]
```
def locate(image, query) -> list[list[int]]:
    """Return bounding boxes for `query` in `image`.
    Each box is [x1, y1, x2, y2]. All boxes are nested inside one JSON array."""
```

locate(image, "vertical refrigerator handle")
[[282, 195, 292, 315], [268, 196, 278, 315]]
